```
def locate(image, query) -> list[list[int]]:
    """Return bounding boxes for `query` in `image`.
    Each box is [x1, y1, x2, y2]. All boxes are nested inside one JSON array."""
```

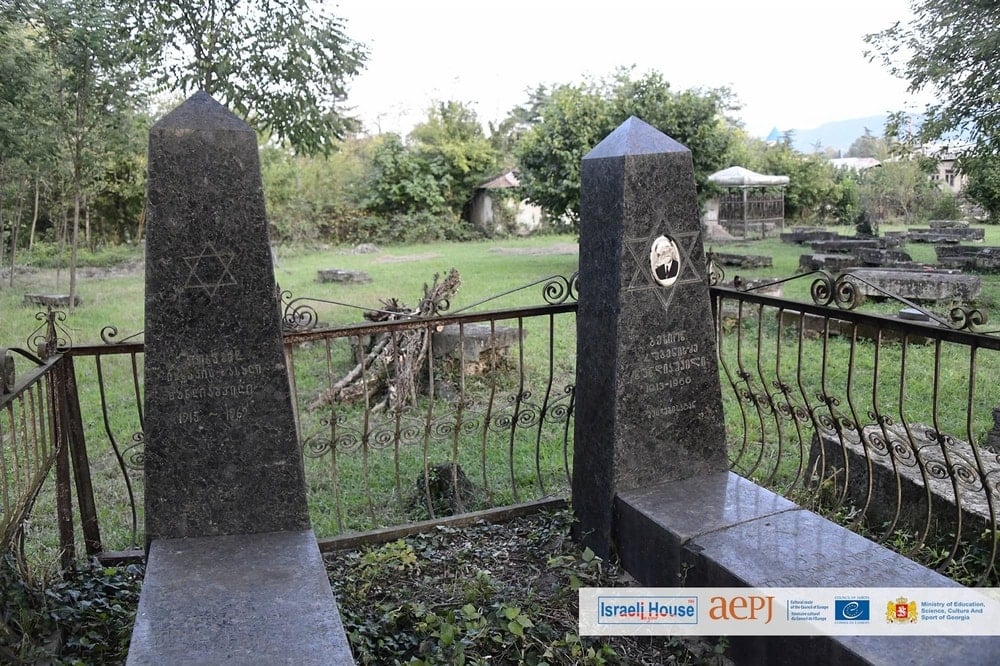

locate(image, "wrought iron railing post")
[[48, 360, 75, 568], [59, 355, 102, 555]]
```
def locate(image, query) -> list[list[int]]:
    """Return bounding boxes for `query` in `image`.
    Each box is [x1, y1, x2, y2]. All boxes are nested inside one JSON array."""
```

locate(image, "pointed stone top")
[[152, 91, 251, 133], [584, 116, 688, 161]]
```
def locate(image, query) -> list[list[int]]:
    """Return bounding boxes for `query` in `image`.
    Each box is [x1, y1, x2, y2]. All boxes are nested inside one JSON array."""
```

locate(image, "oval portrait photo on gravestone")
[[649, 235, 681, 287]]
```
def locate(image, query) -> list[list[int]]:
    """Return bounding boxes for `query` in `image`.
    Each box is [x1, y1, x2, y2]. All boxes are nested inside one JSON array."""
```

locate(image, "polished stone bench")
[[127, 530, 353, 665]]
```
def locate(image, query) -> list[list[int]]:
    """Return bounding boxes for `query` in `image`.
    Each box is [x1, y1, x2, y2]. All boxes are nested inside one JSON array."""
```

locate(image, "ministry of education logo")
[[886, 597, 918, 623]]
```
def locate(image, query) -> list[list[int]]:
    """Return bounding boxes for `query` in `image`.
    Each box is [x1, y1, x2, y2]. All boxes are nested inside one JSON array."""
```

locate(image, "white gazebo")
[[707, 166, 789, 239]]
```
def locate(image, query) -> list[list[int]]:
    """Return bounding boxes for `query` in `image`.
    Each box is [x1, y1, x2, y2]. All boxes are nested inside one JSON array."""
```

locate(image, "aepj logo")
[[835, 599, 871, 621]]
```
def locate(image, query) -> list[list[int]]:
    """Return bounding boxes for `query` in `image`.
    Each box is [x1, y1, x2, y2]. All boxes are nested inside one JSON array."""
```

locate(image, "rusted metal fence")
[[3, 269, 998, 584], [712, 269, 1000, 585]]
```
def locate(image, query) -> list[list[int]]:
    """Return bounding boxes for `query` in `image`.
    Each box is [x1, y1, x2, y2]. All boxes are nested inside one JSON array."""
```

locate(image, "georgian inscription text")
[[635, 330, 708, 417], [161, 349, 261, 424]]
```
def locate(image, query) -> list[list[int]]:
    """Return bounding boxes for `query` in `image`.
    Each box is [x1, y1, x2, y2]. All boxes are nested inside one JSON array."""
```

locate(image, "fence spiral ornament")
[[948, 306, 987, 332], [123, 432, 145, 471], [282, 297, 320, 332], [707, 257, 724, 286], [542, 274, 577, 305]]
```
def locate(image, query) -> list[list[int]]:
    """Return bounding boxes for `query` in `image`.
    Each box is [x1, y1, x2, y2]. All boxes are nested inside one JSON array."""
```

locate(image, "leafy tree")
[[513, 70, 738, 226], [0, 17, 58, 278], [14, 0, 151, 305], [261, 136, 370, 243], [514, 82, 612, 225], [846, 129, 888, 159], [756, 142, 839, 221], [961, 155, 1000, 223], [409, 101, 500, 215], [865, 0, 1000, 158], [361, 133, 448, 217], [136, 0, 367, 155], [855, 159, 939, 224]]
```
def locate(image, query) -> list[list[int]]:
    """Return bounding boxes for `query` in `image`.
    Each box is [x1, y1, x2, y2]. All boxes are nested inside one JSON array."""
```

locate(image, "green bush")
[[18, 242, 141, 269], [350, 211, 481, 245]]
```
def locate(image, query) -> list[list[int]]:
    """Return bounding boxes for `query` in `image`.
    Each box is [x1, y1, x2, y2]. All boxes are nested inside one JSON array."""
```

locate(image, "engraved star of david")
[[182, 242, 238, 299], [623, 213, 704, 312]]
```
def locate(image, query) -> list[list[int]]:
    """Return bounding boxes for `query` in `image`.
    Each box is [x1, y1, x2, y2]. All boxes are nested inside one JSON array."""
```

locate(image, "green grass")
[[2, 236, 581, 559], [4, 226, 1000, 575]]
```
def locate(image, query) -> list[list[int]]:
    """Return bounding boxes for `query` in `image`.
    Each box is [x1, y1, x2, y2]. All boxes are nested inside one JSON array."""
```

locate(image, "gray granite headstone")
[[572, 117, 728, 558], [143, 91, 310, 541]]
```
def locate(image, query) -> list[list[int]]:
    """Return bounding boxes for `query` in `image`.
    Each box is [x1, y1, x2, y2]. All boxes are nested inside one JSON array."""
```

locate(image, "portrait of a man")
[[649, 235, 680, 287]]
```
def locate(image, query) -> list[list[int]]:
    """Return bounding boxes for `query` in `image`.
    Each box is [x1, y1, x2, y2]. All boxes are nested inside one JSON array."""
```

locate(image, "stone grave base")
[[23, 293, 82, 308], [846, 268, 981, 303], [431, 323, 524, 374], [614, 472, 1000, 665], [317, 268, 371, 284], [128, 530, 353, 665]]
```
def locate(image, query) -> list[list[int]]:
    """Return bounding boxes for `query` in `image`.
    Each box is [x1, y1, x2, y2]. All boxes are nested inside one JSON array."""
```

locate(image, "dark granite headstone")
[[143, 92, 309, 540], [572, 117, 727, 558]]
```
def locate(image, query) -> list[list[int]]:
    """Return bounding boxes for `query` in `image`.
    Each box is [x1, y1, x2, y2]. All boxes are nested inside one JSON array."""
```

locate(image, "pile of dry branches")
[[309, 268, 461, 413]]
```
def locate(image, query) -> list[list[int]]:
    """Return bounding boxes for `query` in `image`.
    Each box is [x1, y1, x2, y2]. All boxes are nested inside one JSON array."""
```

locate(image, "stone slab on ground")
[[809, 422, 999, 538], [316, 268, 371, 284], [797, 253, 857, 273], [22, 293, 81, 308], [127, 530, 353, 665], [846, 268, 981, 303], [780, 228, 839, 244], [432, 323, 523, 363]]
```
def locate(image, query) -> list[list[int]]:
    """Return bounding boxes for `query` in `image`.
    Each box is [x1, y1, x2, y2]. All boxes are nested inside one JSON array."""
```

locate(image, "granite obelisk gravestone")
[[571, 117, 728, 558], [130, 92, 353, 664], [143, 91, 309, 540]]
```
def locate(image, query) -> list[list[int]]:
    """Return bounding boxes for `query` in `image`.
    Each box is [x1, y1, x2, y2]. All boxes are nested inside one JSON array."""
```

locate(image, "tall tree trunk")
[[56, 198, 68, 289], [0, 164, 6, 276], [69, 185, 80, 311], [9, 181, 26, 288], [28, 169, 40, 250], [84, 192, 91, 249]]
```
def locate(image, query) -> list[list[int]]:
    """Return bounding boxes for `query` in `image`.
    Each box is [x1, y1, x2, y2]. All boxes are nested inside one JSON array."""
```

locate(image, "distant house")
[[830, 157, 882, 171], [921, 143, 968, 194], [466, 171, 543, 236]]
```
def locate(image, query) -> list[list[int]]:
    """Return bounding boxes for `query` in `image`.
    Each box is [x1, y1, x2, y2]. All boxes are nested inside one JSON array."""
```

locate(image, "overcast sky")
[[333, 0, 933, 139]]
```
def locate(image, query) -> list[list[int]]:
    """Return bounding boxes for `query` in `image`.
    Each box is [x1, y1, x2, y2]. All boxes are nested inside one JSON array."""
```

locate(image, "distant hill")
[[771, 114, 922, 155]]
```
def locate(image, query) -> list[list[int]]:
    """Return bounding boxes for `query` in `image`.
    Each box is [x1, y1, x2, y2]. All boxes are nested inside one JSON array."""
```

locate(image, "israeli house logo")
[[597, 596, 698, 625], [835, 599, 871, 622]]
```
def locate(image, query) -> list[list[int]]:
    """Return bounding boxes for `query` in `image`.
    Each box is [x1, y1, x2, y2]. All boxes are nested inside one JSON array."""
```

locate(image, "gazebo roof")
[[707, 166, 789, 188]]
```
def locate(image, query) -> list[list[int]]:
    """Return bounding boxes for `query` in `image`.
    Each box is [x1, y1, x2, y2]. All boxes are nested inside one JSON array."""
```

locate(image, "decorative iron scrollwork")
[[810, 272, 863, 310], [948, 306, 988, 332], [543, 273, 579, 305], [123, 431, 145, 471], [28, 307, 70, 357], [707, 257, 724, 286]]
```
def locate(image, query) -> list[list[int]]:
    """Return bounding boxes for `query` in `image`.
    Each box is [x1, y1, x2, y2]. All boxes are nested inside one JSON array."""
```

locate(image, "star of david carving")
[[182, 242, 238, 299], [623, 213, 704, 312]]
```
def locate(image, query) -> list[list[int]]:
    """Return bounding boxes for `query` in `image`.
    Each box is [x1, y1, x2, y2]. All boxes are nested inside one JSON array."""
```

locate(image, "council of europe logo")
[[835, 599, 871, 622]]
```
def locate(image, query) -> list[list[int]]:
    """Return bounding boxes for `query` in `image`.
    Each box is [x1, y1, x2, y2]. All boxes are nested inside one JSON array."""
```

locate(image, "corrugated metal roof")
[[478, 171, 519, 189]]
